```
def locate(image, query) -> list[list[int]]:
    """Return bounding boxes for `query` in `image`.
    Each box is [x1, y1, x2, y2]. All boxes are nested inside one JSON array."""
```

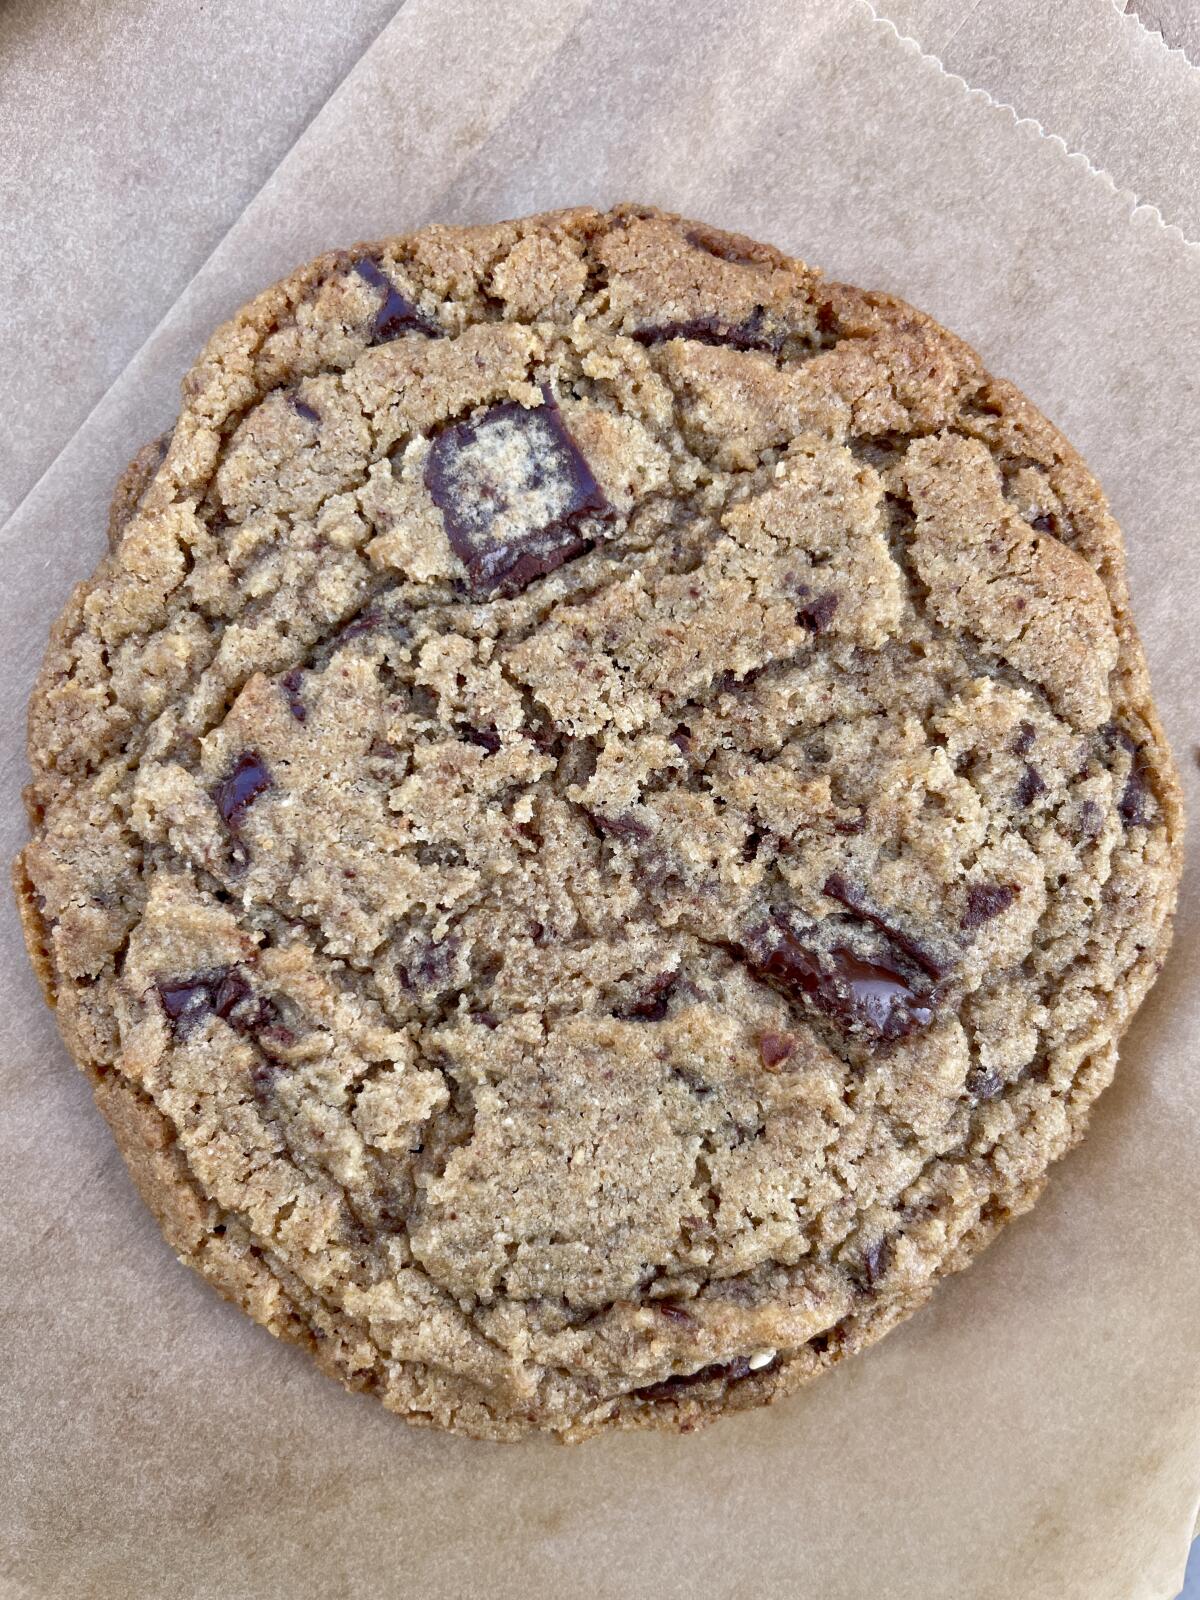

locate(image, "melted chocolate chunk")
[[157, 965, 282, 1044], [962, 882, 1019, 929], [212, 751, 272, 828], [425, 392, 611, 598], [822, 874, 947, 980], [352, 257, 439, 342], [796, 591, 840, 633], [281, 669, 307, 722], [757, 1030, 796, 1070], [631, 307, 782, 353], [289, 395, 321, 424], [748, 927, 934, 1041], [636, 1355, 755, 1403], [1011, 719, 1037, 757], [1015, 763, 1046, 808], [657, 1302, 696, 1324]]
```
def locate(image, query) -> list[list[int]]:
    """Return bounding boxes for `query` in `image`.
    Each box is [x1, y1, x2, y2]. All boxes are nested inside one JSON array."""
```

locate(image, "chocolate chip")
[[966, 1066, 1003, 1101], [212, 751, 272, 829], [1015, 763, 1046, 808], [757, 1030, 796, 1070], [281, 669, 307, 722], [617, 971, 678, 1022], [1078, 799, 1103, 838], [657, 1302, 696, 1324], [1030, 511, 1055, 534], [746, 927, 934, 1041], [157, 965, 281, 1044], [822, 874, 947, 980], [352, 257, 439, 342], [796, 591, 839, 633], [289, 395, 321, 424], [461, 725, 501, 754], [636, 1355, 755, 1403], [1118, 762, 1151, 828], [962, 883, 1019, 929], [631, 308, 782, 353], [832, 810, 867, 836], [861, 1238, 890, 1288], [588, 810, 652, 842], [425, 391, 611, 598], [669, 724, 693, 753], [1011, 719, 1037, 757]]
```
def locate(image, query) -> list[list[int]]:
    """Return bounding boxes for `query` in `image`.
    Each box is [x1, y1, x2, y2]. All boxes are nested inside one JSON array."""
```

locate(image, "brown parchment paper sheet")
[[2, 3, 1198, 1596]]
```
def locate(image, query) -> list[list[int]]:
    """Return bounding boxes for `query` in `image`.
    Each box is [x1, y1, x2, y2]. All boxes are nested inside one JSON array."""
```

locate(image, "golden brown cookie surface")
[[16, 206, 1182, 1440]]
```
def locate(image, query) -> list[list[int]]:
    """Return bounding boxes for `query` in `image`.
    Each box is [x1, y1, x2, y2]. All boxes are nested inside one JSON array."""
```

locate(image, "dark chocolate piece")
[[1011, 719, 1037, 757], [289, 395, 321, 424], [684, 227, 764, 265], [425, 391, 611, 598], [1118, 763, 1151, 828], [617, 971, 678, 1022], [631, 307, 781, 353], [861, 1238, 890, 1288], [461, 725, 502, 754], [157, 965, 281, 1044], [352, 257, 439, 342], [636, 1355, 757, 1403], [796, 591, 840, 633], [1015, 763, 1046, 808], [211, 751, 272, 829], [1030, 511, 1055, 534], [961, 883, 1019, 929], [757, 1031, 796, 1070], [748, 927, 935, 1041], [657, 1302, 696, 1324], [822, 874, 947, 980], [281, 669, 307, 722]]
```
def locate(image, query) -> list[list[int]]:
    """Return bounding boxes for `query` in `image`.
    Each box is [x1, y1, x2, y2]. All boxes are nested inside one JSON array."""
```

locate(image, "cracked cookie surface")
[[15, 205, 1182, 1441]]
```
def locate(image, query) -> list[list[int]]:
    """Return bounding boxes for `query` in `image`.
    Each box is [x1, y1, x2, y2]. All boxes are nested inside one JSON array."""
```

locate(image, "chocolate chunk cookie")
[[14, 205, 1182, 1441]]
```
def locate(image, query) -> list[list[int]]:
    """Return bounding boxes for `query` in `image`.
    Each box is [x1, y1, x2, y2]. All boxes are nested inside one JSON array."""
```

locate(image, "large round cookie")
[[16, 205, 1182, 1440]]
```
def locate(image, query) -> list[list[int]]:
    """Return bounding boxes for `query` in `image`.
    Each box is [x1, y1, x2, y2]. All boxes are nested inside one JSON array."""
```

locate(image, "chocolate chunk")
[[657, 1302, 696, 1324], [748, 927, 934, 1040], [157, 965, 280, 1044], [757, 1030, 796, 1070], [157, 971, 224, 1037], [1078, 799, 1103, 838], [461, 725, 501, 754], [966, 1066, 1003, 1101], [425, 391, 611, 598], [352, 257, 439, 342], [1015, 763, 1046, 808], [281, 669, 307, 722], [289, 395, 321, 424], [1118, 762, 1151, 828], [471, 1010, 500, 1030], [631, 307, 782, 353], [1011, 719, 1037, 757], [212, 751, 272, 828], [861, 1238, 890, 1288], [822, 874, 947, 980], [669, 724, 693, 753], [1030, 511, 1055, 534], [962, 882, 1019, 929], [617, 971, 678, 1022], [832, 810, 867, 836], [796, 591, 840, 633], [588, 810, 652, 842], [636, 1355, 755, 1403]]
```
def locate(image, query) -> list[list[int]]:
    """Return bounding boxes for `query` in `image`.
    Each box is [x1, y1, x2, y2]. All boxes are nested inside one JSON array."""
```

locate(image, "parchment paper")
[[2, 3, 1198, 1597]]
